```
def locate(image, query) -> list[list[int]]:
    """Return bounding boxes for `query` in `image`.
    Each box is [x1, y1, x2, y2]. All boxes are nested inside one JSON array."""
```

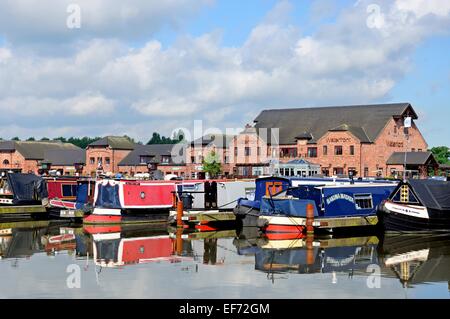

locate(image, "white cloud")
[[0, 0, 212, 44], [0, 0, 449, 143], [0, 93, 115, 117], [395, 0, 450, 18]]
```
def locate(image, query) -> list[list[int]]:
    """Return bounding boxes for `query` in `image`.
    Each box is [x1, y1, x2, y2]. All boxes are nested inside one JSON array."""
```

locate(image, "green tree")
[[147, 132, 182, 145], [40, 137, 50, 141], [430, 146, 450, 164], [202, 151, 222, 178], [147, 132, 162, 145], [26, 137, 36, 141], [11, 137, 20, 141]]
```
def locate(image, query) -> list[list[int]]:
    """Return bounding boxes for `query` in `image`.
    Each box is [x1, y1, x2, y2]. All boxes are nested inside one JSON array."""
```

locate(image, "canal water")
[[0, 220, 449, 299]]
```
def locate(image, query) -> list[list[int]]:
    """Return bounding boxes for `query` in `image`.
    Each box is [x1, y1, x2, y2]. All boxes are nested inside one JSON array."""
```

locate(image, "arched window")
[[3, 159, 9, 165]]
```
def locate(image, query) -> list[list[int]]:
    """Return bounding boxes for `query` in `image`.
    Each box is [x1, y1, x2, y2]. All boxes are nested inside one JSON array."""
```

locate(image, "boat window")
[[354, 194, 373, 210], [62, 184, 77, 197]]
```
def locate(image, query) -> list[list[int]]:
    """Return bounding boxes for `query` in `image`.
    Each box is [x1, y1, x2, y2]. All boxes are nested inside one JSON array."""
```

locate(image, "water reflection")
[[1, 220, 449, 298], [379, 234, 450, 289]]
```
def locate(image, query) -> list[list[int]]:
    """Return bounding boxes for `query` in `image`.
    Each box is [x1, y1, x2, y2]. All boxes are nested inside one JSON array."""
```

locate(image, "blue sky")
[[0, 0, 449, 146]]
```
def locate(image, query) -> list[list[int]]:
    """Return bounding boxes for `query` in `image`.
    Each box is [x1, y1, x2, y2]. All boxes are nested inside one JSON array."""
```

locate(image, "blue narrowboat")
[[234, 176, 397, 233]]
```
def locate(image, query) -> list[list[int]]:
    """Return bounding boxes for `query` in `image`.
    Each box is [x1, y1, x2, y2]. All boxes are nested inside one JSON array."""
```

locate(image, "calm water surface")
[[1, 220, 449, 299]]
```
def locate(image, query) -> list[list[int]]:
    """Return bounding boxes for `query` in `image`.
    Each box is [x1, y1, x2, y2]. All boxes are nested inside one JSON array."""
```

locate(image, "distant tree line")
[[1, 131, 185, 148], [146, 130, 185, 145]]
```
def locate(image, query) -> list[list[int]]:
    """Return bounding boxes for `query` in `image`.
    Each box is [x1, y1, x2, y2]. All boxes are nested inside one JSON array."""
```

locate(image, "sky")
[[0, 0, 449, 146]]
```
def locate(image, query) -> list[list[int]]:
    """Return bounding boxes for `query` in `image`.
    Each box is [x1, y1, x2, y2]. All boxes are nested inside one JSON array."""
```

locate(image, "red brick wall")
[[361, 118, 427, 177], [85, 147, 132, 175], [314, 131, 362, 175], [0, 151, 25, 172]]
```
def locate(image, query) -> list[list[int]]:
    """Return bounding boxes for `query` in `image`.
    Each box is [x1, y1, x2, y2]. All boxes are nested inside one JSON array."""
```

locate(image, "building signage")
[[386, 141, 404, 148], [326, 193, 355, 205], [326, 137, 351, 143]]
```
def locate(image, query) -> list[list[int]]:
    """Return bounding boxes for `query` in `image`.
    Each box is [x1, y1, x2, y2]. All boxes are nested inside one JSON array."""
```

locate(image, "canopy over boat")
[[391, 179, 450, 210], [6, 173, 48, 205]]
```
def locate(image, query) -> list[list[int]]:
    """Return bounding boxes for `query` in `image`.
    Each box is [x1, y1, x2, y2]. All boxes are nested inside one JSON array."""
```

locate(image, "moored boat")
[[48, 178, 95, 219], [378, 179, 450, 232], [234, 176, 396, 228], [235, 176, 397, 234], [84, 179, 177, 224]]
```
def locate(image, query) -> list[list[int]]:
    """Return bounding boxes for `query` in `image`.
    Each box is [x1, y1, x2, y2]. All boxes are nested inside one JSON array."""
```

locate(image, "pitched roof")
[[0, 141, 82, 160], [253, 103, 417, 145], [191, 134, 235, 148], [88, 136, 136, 150], [42, 149, 86, 166], [118, 144, 185, 166], [286, 159, 318, 165], [386, 152, 435, 165]]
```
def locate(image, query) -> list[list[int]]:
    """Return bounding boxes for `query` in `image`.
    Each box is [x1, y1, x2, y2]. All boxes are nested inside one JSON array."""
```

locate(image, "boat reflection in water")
[[235, 229, 450, 290], [0, 221, 85, 261], [252, 235, 378, 283], [87, 225, 194, 268], [379, 234, 450, 290]]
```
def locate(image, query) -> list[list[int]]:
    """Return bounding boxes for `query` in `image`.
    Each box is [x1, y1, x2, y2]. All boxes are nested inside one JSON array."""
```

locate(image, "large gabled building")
[[237, 102, 428, 178], [0, 140, 85, 175]]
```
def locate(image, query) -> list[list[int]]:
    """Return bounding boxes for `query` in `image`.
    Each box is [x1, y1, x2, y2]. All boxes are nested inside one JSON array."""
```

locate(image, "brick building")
[[118, 144, 187, 177], [84, 136, 136, 176], [186, 134, 235, 179], [0, 140, 84, 175], [235, 103, 428, 178]]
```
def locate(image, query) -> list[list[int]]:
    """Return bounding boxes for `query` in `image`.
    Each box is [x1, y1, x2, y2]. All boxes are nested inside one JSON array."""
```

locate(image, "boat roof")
[[314, 183, 397, 189], [406, 179, 450, 210]]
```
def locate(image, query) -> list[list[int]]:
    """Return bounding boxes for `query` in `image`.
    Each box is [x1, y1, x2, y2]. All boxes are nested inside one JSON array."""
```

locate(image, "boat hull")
[[379, 201, 450, 232], [233, 204, 261, 228]]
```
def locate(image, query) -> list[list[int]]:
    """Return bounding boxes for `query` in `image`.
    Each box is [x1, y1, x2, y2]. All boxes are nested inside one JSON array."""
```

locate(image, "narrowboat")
[[48, 178, 96, 219], [175, 179, 255, 210], [258, 182, 396, 234], [0, 173, 49, 219], [168, 180, 255, 229], [46, 177, 79, 202], [84, 179, 178, 224], [234, 176, 397, 231], [378, 179, 450, 232]]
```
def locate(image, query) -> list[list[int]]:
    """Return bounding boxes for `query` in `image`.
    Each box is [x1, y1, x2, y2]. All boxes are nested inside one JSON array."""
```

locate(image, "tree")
[[40, 137, 50, 141], [430, 146, 450, 165], [11, 137, 20, 141], [147, 132, 162, 145], [147, 132, 182, 145], [202, 151, 222, 178], [26, 137, 36, 141]]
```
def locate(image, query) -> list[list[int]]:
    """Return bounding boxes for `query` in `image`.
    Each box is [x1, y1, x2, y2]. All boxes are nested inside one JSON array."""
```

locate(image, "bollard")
[[176, 200, 184, 228], [176, 227, 183, 256], [306, 203, 315, 235], [306, 234, 314, 266]]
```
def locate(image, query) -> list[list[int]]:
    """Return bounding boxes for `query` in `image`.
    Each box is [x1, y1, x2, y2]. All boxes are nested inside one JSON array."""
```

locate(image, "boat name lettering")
[[326, 193, 355, 205]]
